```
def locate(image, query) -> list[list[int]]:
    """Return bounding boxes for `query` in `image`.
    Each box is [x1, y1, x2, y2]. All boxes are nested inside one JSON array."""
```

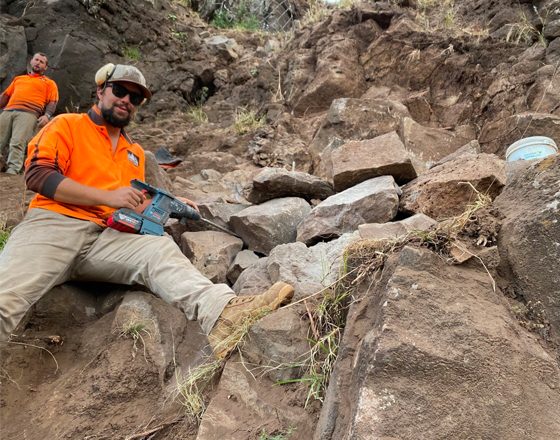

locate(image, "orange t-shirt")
[[25, 106, 145, 226], [3, 73, 59, 117]]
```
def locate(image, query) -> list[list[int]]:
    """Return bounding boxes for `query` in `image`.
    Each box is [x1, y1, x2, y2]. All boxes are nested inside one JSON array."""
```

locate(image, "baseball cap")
[[94, 63, 152, 100]]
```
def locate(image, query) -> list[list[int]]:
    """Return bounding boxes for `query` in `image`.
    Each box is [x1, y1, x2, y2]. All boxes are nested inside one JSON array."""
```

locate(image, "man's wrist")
[[44, 113, 52, 120]]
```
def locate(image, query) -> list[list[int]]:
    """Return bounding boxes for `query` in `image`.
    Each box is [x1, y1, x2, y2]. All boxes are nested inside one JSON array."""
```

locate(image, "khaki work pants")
[[0, 110, 37, 174], [0, 209, 235, 341]]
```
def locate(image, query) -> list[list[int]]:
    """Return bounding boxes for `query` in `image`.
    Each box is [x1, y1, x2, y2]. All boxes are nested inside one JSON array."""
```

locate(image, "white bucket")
[[505, 136, 558, 162]]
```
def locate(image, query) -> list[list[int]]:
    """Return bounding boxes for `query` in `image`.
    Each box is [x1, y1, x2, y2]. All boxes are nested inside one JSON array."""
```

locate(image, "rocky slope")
[[1, 1, 560, 439]]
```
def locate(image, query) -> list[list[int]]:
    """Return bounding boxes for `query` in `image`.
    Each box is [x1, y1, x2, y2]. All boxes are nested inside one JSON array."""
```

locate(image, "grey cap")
[[94, 63, 152, 100]]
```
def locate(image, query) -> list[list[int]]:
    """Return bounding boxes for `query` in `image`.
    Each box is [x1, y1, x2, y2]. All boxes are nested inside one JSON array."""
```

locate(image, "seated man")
[[0, 63, 293, 359], [0, 53, 59, 174]]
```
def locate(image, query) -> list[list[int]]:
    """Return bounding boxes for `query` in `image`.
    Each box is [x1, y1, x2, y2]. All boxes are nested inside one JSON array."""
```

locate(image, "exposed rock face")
[[0, 17, 26, 85], [316, 246, 560, 439], [399, 117, 475, 171], [331, 131, 417, 191], [289, 37, 366, 116], [246, 167, 334, 204], [495, 154, 560, 350], [297, 176, 400, 245], [309, 98, 411, 176], [230, 197, 311, 254], [479, 113, 560, 157], [399, 153, 506, 220]]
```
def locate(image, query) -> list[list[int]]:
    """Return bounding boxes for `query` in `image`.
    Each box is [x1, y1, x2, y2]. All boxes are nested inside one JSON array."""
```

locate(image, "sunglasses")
[[107, 83, 144, 106]]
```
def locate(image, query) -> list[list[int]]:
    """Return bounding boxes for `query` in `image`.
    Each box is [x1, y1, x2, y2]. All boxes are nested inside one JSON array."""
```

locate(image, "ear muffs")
[[95, 63, 116, 86]]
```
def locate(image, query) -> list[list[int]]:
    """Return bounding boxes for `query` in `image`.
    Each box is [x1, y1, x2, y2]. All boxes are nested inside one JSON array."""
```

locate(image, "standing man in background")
[[0, 52, 59, 174]]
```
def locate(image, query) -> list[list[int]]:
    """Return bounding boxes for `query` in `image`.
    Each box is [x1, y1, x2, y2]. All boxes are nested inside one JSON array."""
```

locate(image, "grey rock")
[[227, 249, 260, 285], [297, 176, 400, 245], [316, 246, 560, 439], [359, 213, 437, 240], [495, 154, 560, 349], [230, 197, 312, 255], [246, 167, 334, 204]]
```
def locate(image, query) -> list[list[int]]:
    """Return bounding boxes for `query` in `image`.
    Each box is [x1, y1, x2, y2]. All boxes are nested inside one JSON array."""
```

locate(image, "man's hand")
[[105, 187, 146, 209], [37, 115, 50, 128]]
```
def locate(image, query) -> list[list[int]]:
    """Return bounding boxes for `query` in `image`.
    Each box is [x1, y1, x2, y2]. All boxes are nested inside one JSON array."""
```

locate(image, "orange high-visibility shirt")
[[2, 73, 59, 116], [25, 106, 146, 226]]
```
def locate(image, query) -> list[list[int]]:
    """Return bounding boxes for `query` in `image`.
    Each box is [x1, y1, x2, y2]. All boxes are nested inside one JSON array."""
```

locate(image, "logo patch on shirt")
[[127, 150, 139, 167]]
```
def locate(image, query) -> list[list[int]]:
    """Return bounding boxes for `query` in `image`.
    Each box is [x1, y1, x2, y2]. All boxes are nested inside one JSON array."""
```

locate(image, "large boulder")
[[309, 98, 411, 175], [316, 246, 560, 439], [399, 153, 506, 220], [399, 117, 474, 172], [331, 131, 417, 190], [230, 197, 311, 255], [495, 154, 560, 350], [246, 167, 334, 204], [297, 176, 400, 245]]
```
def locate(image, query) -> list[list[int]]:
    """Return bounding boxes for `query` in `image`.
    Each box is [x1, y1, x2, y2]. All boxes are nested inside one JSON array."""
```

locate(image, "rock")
[[358, 213, 437, 240], [246, 167, 334, 204], [144, 151, 173, 192], [399, 117, 474, 172], [399, 153, 506, 220], [544, 19, 560, 39], [479, 112, 560, 157], [233, 232, 360, 301], [196, 360, 315, 440], [0, 17, 26, 88], [227, 249, 260, 285], [309, 98, 411, 176], [546, 36, 560, 65], [203, 35, 241, 62], [241, 307, 310, 382], [316, 246, 560, 439], [232, 256, 272, 295], [180, 230, 243, 283], [230, 197, 312, 255], [331, 131, 417, 190], [428, 140, 481, 169], [526, 65, 560, 114], [495, 154, 560, 349], [297, 176, 400, 245], [289, 38, 366, 116]]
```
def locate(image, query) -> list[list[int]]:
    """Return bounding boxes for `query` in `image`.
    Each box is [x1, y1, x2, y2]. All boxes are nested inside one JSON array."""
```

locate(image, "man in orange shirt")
[[0, 63, 293, 359], [0, 52, 59, 174]]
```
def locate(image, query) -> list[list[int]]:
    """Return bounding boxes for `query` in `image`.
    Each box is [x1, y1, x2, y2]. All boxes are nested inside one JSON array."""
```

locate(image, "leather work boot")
[[208, 281, 294, 359]]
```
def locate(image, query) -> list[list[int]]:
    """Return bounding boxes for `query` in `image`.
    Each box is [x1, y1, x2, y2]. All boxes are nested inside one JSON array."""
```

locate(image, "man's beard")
[[101, 105, 132, 128]]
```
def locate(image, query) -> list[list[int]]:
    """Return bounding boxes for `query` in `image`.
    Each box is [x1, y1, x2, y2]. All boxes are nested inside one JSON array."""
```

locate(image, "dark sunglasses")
[[107, 83, 144, 106]]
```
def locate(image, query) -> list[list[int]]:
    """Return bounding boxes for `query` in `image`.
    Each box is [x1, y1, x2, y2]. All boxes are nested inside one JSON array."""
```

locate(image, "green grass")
[[0, 223, 10, 251], [211, 3, 261, 31], [175, 360, 222, 420], [122, 45, 141, 62], [259, 427, 295, 440], [233, 108, 265, 135]]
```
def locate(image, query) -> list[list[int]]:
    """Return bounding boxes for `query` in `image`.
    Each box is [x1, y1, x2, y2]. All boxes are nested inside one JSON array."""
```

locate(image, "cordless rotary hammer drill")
[[107, 179, 238, 237]]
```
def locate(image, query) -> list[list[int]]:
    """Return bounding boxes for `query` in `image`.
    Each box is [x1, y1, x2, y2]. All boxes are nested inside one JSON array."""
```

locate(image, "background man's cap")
[[95, 63, 152, 100]]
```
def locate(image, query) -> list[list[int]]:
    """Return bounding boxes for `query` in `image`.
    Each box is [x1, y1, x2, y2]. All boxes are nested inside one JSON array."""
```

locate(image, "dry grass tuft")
[[174, 360, 222, 421]]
